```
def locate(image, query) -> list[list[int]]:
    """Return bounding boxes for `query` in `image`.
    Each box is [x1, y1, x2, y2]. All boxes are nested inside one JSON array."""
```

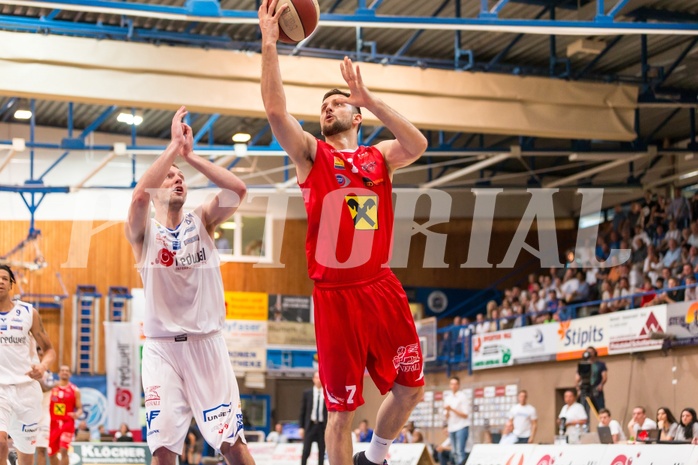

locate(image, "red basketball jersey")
[[299, 140, 394, 283], [49, 383, 77, 422]]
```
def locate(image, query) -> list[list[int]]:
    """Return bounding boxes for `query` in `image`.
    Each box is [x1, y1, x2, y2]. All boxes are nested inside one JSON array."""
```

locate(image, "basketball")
[[275, 0, 320, 44]]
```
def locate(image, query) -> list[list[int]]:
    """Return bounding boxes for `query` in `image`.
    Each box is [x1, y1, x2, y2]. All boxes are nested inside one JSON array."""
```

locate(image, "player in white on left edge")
[[0, 264, 57, 465]]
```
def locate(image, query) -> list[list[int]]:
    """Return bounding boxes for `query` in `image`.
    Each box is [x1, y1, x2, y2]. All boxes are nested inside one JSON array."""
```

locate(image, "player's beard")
[[321, 116, 353, 137]]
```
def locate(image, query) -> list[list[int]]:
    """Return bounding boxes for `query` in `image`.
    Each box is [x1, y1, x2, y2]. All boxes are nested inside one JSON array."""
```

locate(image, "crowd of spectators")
[[444, 189, 698, 343]]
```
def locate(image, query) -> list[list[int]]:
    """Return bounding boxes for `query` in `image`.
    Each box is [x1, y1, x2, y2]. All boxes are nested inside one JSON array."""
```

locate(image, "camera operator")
[[575, 346, 607, 412]]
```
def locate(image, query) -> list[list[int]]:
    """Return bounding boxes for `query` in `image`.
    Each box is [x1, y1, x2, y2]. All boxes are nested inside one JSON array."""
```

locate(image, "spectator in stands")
[[688, 246, 698, 268], [656, 407, 679, 441], [685, 276, 698, 301], [670, 188, 691, 230], [114, 423, 133, 442], [556, 302, 574, 322], [666, 220, 682, 244], [499, 420, 518, 445], [75, 421, 91, 442], [639, 278, 657, 307], [663, 239, 682, 270], [598, 408, 626, 443], [356, 420, 374, 443], [598, 281, 614, 314], [627, 406, 657, 440], [675, 408, 698, 442], [680, 263, 695, 285], [474, 313, 490, 335], [266, 423, 288, 443], [633, 225, 651, 250], [632, 237, 648, 264], [558, 389, 588, 433], [508, 390, 537, 444], [688, 223, 698, 248], [644, 245, 662, 285], [658, 277, 685, 304], [612, 277, 633, 311], [691, 194, 698, 225]]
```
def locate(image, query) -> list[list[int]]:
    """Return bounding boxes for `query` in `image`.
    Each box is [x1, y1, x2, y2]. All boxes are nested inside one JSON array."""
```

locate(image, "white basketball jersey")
[[0, 301, 35, 385], [139, 212, 225, 337]]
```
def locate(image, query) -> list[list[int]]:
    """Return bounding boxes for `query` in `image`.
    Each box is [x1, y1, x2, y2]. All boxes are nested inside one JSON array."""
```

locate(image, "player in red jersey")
[[259, 2, 428, 465], [48, 366, 82, 465]]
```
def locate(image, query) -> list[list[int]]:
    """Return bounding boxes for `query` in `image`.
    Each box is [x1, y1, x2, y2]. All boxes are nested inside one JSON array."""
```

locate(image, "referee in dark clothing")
[[300, 371, 327, 465]]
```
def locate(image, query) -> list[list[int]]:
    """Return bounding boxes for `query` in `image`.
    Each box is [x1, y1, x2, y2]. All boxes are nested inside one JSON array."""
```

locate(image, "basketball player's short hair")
[[450, 376, 460, 383], [599, 408, 611, 416], [0, 264, 15, 284]]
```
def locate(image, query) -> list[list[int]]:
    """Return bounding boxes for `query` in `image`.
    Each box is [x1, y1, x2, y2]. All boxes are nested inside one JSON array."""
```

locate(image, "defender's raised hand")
[[258, 0, 288, 43]]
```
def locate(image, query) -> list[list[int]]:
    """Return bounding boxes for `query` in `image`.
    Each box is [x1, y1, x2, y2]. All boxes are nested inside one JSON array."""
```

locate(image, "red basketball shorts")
[[313, 269, 424, 412], [48, 419, 74, 455]]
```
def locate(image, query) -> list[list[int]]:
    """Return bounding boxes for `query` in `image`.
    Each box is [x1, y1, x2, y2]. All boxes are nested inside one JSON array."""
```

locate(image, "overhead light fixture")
[[232, 133, 251, 143], [219, 221, 236, 230], [680, 170, 698, 181], [117, 111, 143, 126], [15, 100, 32, 119]]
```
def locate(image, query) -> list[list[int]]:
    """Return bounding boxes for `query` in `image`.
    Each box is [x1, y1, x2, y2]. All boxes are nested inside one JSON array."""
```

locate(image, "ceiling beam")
[[544, 152, 650, 188], [1, 1, 697, 35], [421, 152, 511, 188]]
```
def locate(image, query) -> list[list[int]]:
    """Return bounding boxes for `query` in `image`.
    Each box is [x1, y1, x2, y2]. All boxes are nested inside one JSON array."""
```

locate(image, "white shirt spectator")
[[561, 278, 580, 298], [631, 418, 658, 437], [689, 234, 698, 248], [666, 228, 681, 243], [444, 390, 471, 432], [608, 420, 626, 442], [499, 432, 518, 445], [475, 321, 490, 335], [559, 402, 588, 424], [686, 286, 698, 302], [633, 231, 651, 250], [509, 404, 537, 438]]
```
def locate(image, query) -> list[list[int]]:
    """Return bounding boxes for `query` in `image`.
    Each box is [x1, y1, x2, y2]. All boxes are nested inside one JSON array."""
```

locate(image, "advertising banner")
[[471, 330, 514, 370], [607, 306, 667, 354], [225, 291, 268, 320], [471, 325, 557, 370], [267, 294, 312, 323], [223, 320, 267, 373], [267, 321, 316, 346], [555, 314, 608, 361], [467, 444, 696, 465], [70, 443, 151, 465], [667, 301, 698, 345], [103, 323, 141, 431]]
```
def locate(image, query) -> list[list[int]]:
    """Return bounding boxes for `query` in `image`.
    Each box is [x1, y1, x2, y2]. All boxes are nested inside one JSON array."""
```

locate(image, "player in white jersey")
[[0, 264, 56, 465], [125, 107, 253, 465]]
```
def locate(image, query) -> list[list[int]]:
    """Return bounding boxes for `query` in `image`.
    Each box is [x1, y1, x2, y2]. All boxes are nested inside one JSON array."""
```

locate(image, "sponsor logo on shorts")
[[0, 325, 6, 331], [22, 423, 38, 433], [392, 343, 422, 372], [0, 335, 27, 344], [203, 403, 233, 434], [144, 386, 160, 407], [10, 325, 22, 330], [147, 430, 160, 437], [146, 410, 160, 429]]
